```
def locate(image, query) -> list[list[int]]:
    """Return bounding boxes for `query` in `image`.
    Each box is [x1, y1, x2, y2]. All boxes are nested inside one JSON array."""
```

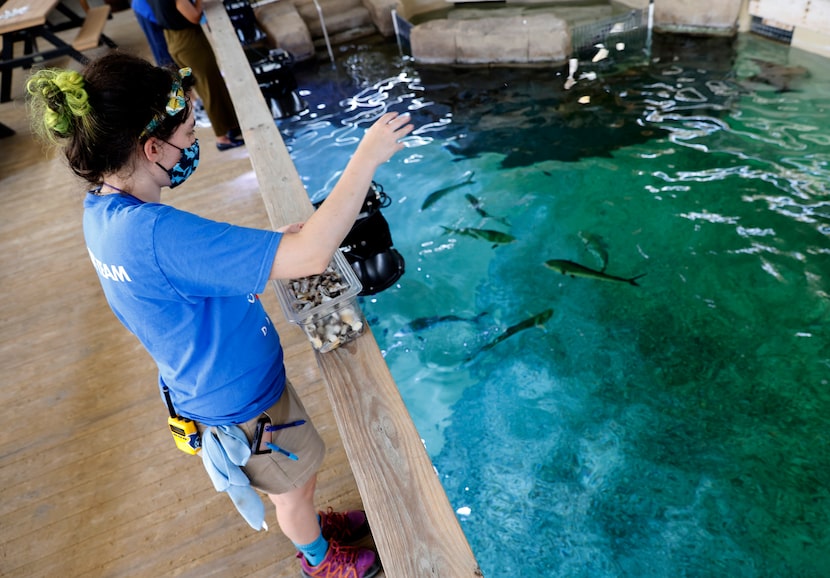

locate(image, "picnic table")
[[1, 0, 116, 102]]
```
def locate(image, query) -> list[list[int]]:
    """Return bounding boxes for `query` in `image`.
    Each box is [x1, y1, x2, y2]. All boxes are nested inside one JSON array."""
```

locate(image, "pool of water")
[[279, 33, 830, 577]]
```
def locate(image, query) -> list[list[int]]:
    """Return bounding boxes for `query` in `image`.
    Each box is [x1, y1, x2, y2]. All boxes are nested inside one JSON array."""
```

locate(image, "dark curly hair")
[[26, 51, 195, 185]]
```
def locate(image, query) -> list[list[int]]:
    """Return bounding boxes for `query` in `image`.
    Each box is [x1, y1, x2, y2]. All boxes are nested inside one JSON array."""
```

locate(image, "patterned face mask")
[[157, 139, 199, 188]]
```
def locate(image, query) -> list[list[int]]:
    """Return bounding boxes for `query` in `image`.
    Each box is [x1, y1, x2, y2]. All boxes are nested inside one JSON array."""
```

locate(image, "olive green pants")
[[163, 26, 239, 138]]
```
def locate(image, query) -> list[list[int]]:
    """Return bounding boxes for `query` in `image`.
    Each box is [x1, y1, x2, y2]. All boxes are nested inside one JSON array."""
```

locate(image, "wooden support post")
[[201, 2, 482, 576], [72, 5, 111, 51]]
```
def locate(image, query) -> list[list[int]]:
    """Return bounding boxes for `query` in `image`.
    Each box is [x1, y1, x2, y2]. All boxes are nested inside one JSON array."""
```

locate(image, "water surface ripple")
[[280, 33, 830, 577]]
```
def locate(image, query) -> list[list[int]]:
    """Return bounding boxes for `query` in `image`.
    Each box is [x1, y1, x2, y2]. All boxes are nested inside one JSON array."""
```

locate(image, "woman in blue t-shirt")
[[26, 52, 412, 578]]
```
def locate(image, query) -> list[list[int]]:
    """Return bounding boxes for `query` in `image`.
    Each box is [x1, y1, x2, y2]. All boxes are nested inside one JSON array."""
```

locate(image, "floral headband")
[[140, 67, 192, 138]]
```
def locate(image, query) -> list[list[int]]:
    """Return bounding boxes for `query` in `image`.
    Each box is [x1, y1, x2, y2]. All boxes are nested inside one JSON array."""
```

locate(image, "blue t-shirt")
[[83, 192, 285, 425]]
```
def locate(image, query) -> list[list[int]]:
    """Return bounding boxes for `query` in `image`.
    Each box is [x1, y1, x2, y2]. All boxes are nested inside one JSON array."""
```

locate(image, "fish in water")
[[478, 308, 554, 354], [545, 259, 644, 286], [748, 58, 809, 92], [465, 194, 511, 226], [398, 311, 489, 335], [421, 171, 475, 210], [577, 231, 609, 272], [441, 226, 516, 245]]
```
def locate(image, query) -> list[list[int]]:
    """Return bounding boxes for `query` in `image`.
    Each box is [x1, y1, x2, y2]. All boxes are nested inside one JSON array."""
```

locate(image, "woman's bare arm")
[[269, 111, 413, 280], [175, 0, 203, 24]]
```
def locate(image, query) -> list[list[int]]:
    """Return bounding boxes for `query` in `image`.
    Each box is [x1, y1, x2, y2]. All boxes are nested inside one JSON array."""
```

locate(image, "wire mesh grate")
[[571, 9, 646, 59], [749, 15, 793, 45]]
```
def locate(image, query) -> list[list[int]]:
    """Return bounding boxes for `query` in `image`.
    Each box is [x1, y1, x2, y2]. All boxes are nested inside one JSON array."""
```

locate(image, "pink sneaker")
[[298, 541, 380, 578], [319, 508, 371, 544]]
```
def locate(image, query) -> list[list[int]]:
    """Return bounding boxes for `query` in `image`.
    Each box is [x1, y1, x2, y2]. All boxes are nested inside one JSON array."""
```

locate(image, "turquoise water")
[[280, 33, 830, 577]]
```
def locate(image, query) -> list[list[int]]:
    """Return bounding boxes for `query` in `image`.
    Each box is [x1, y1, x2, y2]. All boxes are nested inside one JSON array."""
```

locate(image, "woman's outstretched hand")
[[268, 111, 416, 280], [355, 112, 414, 169]]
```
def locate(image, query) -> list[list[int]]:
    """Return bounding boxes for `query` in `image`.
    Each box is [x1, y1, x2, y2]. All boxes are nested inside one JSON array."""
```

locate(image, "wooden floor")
[[0, 11, 369, 578]]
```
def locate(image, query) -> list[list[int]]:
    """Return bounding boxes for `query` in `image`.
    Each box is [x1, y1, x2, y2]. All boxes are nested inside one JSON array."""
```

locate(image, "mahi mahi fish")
[[545, 259, 645, 286], [465, 193, 511, 226], [577, 231, 609, 272], [441, 226, 516, 245], [398, 311, 489, 334], [421, 171, 475, 210], [479, 308, 554, 353]]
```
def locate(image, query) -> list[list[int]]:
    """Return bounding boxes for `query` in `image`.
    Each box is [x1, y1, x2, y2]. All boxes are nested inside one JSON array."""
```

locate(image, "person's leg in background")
[[163, 27, 243, 150], [131, 0, 174, 67]]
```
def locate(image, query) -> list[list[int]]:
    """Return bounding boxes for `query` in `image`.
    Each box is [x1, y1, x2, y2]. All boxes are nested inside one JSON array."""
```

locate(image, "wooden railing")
[[201, 2, 482, 575]]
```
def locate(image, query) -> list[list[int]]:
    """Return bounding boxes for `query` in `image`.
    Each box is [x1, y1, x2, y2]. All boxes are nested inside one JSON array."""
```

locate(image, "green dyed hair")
[[24, 53, 193, 184], [26, 69, 95, 143]]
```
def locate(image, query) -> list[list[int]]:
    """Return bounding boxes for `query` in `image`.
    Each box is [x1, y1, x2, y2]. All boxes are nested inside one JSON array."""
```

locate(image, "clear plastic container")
[[274, 250, 365, 352]]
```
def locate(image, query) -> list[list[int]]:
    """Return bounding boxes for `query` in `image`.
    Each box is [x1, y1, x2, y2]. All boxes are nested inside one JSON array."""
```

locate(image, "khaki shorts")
[[199, 380, 325, 495]]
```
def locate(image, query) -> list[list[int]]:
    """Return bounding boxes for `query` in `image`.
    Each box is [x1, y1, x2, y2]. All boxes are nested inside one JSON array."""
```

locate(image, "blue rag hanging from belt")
[[200, 425, 267, 531]]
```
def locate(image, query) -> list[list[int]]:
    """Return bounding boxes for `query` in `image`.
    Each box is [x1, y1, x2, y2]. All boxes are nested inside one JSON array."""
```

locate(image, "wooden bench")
[[201, 1, 482, 575], [72, 4, 111, 51], [0, 0, 116, 102]]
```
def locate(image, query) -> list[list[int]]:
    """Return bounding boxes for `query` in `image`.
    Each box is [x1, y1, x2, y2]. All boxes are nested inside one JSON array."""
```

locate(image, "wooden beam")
[[201, 2, 482, 576]]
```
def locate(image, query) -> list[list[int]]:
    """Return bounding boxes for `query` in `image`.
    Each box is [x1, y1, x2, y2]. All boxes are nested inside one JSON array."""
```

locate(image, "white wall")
[[749, 0, 830, 57]]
